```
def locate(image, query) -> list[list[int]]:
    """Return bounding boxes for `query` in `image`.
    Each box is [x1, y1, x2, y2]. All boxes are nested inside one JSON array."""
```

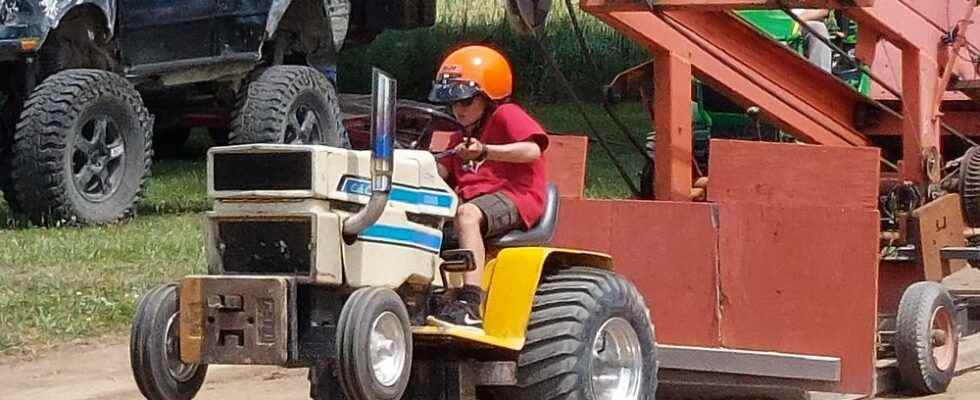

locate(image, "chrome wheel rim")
[[164, 312, 199, 382], [591, 317, 643, 400], [369, 311, 407, 387]]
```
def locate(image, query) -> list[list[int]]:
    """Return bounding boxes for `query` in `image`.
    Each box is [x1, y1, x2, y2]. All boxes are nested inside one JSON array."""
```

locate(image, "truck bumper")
[[179, 275, 296, 366]]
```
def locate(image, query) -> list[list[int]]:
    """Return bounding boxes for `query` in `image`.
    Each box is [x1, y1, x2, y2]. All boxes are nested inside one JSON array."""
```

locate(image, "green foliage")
[[337, 0, 649, 102]]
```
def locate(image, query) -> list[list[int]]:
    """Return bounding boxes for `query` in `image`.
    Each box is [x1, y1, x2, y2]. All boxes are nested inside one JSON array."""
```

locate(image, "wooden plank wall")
[[553, 139, 881, 394]]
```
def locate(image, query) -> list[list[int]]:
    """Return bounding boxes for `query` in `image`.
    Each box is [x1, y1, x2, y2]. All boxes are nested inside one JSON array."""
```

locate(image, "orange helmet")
[[428, 45, 513, 104]]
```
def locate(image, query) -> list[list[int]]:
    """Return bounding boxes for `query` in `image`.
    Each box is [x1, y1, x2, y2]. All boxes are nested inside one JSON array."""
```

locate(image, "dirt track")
[[0, 338, 310, 400], [2, 337, 979, 400]]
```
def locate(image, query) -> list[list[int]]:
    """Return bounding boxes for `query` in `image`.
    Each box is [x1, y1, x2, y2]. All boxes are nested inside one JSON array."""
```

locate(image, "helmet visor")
[[428, 79, 482, 104]]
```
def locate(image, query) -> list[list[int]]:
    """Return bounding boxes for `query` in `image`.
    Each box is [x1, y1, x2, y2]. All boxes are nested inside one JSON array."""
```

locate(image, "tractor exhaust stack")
[[343, 68, 396, 236]]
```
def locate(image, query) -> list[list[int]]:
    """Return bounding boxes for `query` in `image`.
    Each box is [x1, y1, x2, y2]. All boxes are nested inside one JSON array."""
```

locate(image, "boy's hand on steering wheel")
[[455, 139, 486, 161]]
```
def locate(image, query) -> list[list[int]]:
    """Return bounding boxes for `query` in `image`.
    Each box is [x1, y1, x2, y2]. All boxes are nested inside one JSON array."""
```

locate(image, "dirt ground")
[[1, 337, 979, 400]]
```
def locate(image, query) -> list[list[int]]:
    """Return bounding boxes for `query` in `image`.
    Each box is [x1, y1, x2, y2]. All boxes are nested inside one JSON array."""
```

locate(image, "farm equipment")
[[536, 0, 980, 398], [129, 69, 657, 400]]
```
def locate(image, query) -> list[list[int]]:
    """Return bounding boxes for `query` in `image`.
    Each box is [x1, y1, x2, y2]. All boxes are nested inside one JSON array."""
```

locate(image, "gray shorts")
[[469, 192, 523, 238]]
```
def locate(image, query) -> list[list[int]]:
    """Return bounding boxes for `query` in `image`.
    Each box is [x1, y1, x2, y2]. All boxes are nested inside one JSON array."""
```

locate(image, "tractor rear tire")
[[131, 283, 208, 400], [230, 65, 343, 146], [508, 267, 657, 400], [895, 281, 958, 394], [11, 69, 152, 225], [334, 286, 413, 400]]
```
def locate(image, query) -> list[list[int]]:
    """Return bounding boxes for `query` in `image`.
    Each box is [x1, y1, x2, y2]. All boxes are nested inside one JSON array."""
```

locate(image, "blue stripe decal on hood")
[[359, 224, 443, 252], [341, 177, 453, 209]]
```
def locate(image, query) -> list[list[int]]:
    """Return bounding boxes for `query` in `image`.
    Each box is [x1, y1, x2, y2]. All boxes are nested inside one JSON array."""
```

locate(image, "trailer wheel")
[[131, 283, 208, 400], [335, 286, 412, 400], [230, 65, 343, 146], [508, 267, 657, 400], [12, 69, 152, 225], [895, 281, 958, 394]]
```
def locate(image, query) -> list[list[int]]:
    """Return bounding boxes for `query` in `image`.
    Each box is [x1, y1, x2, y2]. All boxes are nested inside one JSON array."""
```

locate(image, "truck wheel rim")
[[72, 115, 125, 201], [931, 306, 955, 371], [591, 317, 643, 400], [284, 105, 321, 144], [164, 313, 199, 382], [369, 311, 406, 387]]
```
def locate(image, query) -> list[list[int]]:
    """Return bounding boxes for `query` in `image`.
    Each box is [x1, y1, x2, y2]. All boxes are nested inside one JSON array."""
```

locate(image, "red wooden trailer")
[[540, 0, 980, 397]]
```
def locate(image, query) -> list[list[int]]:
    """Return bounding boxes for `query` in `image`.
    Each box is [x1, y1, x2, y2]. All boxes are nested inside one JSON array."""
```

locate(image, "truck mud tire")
[[959, 145, 980, 226], [11, 69, 152, 225], [895, 281, 958, 394], [230, 65, 343, 146], [131, 283, 208, 400], [334, 286, 412, 400], [508, 267, 657, 400]]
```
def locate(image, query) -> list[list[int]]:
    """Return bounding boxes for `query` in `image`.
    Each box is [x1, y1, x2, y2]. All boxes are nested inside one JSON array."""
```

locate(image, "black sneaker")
[[429, 299, 483, 328]]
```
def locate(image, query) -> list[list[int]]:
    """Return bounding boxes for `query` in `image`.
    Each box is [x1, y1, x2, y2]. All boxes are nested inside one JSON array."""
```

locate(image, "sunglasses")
[[449, 96, 478, 108]]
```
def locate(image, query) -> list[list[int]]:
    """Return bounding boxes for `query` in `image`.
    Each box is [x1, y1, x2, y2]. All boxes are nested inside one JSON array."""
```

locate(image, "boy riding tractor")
[[130, 49, 657, 400]]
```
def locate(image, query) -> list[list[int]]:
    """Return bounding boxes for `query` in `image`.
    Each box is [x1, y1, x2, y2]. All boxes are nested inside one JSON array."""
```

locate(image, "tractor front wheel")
[[509, 267, 657, 400], [332, 286, 413, 400], [130, 283, 208, 400]]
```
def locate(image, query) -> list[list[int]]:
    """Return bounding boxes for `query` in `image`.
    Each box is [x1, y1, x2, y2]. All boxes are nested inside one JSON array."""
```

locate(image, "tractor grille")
[[212, 152, 312, 191], [215, 218, 314, 276]]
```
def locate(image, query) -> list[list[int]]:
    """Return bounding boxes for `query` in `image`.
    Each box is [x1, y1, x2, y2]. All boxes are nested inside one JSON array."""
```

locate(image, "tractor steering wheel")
[[396, 104, 463, 151]]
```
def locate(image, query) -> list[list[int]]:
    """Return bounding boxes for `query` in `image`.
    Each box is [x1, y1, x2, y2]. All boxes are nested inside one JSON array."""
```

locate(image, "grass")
[[0, 102, 650, 355]]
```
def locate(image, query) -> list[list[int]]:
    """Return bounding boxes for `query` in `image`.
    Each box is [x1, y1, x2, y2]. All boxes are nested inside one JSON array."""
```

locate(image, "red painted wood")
[[878, 261, 925, 315], [708, 140, 881, 394], [707, 140, 881, 210], [553, 198, 722, 347], [654, 53, 695, 201], [716, 203, 879, 394], [543, 136, 588, 198]]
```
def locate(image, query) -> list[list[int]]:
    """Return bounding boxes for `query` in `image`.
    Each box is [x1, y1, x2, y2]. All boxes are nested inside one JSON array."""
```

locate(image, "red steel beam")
[[581, 0, 873, 12], [582, 6, 876, 146]]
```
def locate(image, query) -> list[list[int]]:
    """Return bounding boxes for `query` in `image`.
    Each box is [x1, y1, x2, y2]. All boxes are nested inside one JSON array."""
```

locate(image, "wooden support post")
[[900, 49, 940, 186], [653, 52, 693, 201]]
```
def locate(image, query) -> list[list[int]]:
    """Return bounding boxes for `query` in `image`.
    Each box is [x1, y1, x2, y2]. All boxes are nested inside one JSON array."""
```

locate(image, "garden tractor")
[[129, 69, 658, 400]]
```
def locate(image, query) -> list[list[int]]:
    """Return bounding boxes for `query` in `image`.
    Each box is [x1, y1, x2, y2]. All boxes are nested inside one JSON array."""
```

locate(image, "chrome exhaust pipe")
[[343, 68, 396, 236]]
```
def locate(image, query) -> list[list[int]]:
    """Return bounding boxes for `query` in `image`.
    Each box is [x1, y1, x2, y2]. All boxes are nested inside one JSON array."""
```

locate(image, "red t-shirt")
[[439, 103, 549, 229]]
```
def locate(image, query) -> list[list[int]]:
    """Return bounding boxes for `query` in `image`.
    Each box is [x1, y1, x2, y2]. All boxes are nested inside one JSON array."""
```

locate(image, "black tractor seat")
[[441, 184, 560, 249], [487, 183, 559, 248]]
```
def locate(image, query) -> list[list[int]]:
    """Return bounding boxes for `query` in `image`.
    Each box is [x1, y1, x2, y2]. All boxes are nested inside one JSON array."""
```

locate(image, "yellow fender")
[[479, 247, 612, 350]]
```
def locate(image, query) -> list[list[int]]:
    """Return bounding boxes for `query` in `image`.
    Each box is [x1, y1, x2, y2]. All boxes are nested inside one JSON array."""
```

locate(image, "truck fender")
[[44, 0, 115, 34], [265, 0, 348, 51]]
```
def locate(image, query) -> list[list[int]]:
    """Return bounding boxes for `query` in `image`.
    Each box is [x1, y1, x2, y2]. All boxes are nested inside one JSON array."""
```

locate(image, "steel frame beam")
[[581, 0, 873, 12], [585, 0, 979, 192]]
